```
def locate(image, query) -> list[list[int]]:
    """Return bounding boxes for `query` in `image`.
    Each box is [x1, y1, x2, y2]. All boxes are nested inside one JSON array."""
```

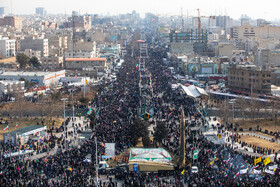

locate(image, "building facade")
[[20, 37, 49, 57], [0, 16, 22, 29], [17, 49, 41, 61], [65, 58, 108, 78], [41, 56, 63, 69], [228, 64, 271, 94], [0, 80, 25, 97], [0, 39, 16, 57], [0, 70, 65, 87]]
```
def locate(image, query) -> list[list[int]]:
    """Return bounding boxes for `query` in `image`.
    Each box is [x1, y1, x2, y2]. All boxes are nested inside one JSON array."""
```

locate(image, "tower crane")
[[196, 8, 216, 41]]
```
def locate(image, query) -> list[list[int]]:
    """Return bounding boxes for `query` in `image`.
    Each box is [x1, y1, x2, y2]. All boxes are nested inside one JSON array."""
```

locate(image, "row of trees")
[[218, 97, 280, 124], [16, 53, 40, 68]]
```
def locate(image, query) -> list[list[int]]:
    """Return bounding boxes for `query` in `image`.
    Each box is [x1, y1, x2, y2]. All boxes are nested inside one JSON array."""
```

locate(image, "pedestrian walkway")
[[28, 116, 89, 160]]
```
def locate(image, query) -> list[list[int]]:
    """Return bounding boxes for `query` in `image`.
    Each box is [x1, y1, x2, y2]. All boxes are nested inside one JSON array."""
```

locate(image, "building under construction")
[[169, 29, 209, 54]]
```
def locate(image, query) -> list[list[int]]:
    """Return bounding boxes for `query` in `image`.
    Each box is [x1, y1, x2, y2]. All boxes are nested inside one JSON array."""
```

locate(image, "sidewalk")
[[28, 116, 89, 160]]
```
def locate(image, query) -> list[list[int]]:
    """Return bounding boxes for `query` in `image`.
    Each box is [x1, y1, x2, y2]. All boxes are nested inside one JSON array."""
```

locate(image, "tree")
[[154, 121, 168, 143], [142, 136, 150, 148], [129, 117, 149, 146], [30, 57, 40, 68], [51, 91, 61, 101], [79, 97, 90, 104], [16, 53, 30, 68]]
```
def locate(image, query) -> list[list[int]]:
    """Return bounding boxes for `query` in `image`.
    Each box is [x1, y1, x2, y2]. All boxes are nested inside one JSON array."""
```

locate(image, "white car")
[[191, 166, 198, 173]]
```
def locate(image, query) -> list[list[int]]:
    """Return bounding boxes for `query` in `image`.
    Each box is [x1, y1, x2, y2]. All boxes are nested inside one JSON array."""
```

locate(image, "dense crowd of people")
[[0, 43, 279, 186]]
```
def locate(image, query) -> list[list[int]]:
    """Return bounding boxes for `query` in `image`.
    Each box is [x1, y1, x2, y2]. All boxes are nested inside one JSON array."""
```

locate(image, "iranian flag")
[[3, 125, 9, 131], [15, 124, 18, 129]]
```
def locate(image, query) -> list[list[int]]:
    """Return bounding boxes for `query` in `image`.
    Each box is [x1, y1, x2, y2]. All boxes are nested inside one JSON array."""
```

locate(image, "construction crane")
[[197, 8, 216, 41]]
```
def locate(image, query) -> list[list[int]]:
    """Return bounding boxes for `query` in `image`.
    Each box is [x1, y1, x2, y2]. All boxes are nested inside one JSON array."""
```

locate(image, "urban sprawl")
[[0, 7, 280, 187]]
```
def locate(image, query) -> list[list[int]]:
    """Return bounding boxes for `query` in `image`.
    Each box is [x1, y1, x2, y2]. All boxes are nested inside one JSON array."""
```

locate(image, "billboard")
[[105, 143, 115, 158]]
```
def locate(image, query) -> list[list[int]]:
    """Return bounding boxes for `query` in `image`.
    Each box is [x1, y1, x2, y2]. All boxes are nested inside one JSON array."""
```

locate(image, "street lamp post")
[[72, 91, 75, 138], [95, 136, 99, 187], [229, 99, 236, 150], [61, 98, 68, 151]]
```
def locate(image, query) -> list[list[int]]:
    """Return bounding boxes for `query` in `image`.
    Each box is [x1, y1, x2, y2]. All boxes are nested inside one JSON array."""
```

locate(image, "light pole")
[[72, 91, 75, 138], [95, 136, 99, 187], [229, 99, 236, 150], [61, 98, 68, 151]]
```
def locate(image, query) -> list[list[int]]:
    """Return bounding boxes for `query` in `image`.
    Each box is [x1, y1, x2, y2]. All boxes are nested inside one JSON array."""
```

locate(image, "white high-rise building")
[[0, 39, 16, 57]]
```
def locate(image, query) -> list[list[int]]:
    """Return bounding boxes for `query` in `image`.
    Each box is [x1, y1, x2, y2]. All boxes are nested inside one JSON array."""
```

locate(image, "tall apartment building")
[[0, 16, 22, 29], [255, 49, 280, 69], [228, 64, 271, 94], [63, 14, 92, 29], [216, 15, 233, 28], [0, 7, 5, 17], [231, 25, 280, 49], [47, 36, 67, 56], [20, 37, 49, 57], [35, 7, 46, 16], [0, 39, 16, 57]]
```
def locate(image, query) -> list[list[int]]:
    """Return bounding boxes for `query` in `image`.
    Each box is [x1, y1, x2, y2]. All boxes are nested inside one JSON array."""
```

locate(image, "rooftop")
[[65, 58, 106, 61], [4, 125, 46, 136], [0, 70, 64, 77]]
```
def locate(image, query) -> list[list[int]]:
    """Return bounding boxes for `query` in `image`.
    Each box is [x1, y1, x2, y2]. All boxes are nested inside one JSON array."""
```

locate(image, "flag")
[[234, 172, 240, 179], [224, 173, 228, 178], [214, 150, 217, 154], [181, 169, 185, 175], [254, 156, 262, 165], [0, 171, 2, 175], [210, 161, 214, 165], [263, 157, 271, 166], [241, 164, 245, 168], [15, 124, 18, 129], [226, 158, 231, 163], [3, 125, 9, 131]]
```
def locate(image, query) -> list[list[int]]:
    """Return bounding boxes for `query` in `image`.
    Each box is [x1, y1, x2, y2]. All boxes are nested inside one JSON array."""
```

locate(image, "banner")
[[263, 157, 271, 166], [105, 143, 115, 158], [264, 169, 275, 175], [254, 157, 262, 165], [240, 169, 247, 175], [253, 169, 262, 174], [269, 165, 278, 170]]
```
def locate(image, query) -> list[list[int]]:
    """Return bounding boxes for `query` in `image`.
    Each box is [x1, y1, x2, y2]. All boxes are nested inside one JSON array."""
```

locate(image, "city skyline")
[[0, 0, 279, 21]]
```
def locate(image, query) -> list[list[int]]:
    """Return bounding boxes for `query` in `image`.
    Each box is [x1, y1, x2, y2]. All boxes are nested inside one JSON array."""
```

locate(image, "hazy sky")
[[0, 0, 279, 20]]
